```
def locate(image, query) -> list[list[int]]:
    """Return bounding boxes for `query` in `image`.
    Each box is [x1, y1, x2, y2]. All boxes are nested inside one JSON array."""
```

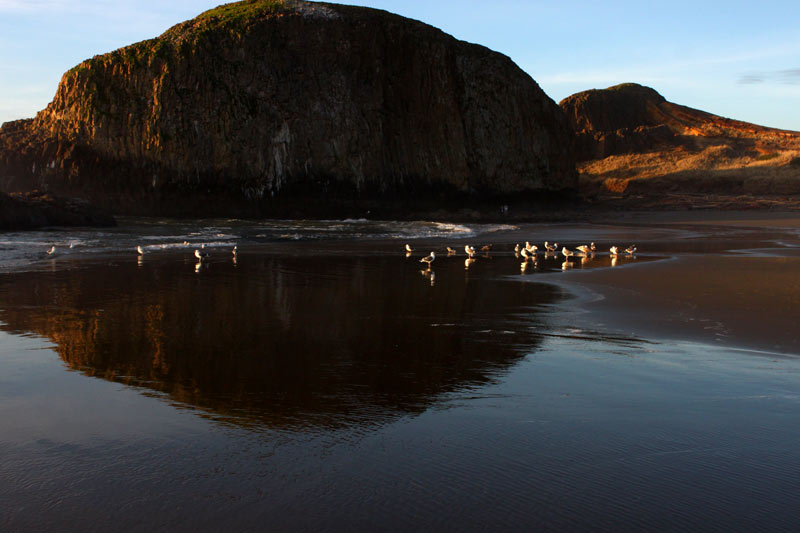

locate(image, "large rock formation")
[[559, 83, 800, 201], [0, 0, 576, 216]]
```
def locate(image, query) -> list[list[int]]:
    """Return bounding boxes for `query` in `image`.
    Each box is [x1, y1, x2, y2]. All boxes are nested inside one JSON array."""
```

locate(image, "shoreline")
[[520, 215, 800, 356]]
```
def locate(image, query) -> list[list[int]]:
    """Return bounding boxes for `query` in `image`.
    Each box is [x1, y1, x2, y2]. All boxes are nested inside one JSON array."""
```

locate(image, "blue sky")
[[1, 0, 799, 129]]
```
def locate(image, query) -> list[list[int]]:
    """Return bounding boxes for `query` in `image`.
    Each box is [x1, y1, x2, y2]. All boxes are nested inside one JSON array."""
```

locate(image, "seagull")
[[232, 245, 238, 257], [544, 241, 557, 253], [446, 246, 456, 255], [625, 245, 637, 254], [480, 244, 492, 252], [405, 244, 413, 253], [195, 249, 210, 261], [590, 242, 596, 252], [610, 246, 620, 256], [137, 245, 145, 255], [514, 243, 520, 253], [46, 245, 56, 256], [576, 244, 591, 254], [528, 244, 539, 254], [561, 247, 574, 258], [521, 248, 531, 261], [464, 245, 476, 258], [419, 251, 435, 268]]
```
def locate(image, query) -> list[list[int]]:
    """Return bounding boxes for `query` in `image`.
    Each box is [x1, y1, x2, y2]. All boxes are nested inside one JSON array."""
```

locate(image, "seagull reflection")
[[137, 255, 144, 268], [562, 260, 574, 270], [464, 257, 476, 269], [419, 269, 436, 286], [611, 255, 619, 267]]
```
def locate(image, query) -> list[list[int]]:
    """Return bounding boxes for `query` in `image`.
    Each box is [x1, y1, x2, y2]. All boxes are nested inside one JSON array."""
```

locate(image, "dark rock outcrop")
[[0, 0, 576, 216], [0, 191, 116, 230], [560, 83, 800, 161]]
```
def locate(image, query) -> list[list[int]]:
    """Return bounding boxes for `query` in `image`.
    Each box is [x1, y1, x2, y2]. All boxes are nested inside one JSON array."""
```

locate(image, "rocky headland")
[[0, 190, 116, 230], [0, 0, 576, 218], [560, 83, 800, 208]]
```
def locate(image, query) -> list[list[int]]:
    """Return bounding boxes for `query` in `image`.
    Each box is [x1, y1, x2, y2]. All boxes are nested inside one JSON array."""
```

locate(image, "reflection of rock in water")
[[0, 256, 558, 430]]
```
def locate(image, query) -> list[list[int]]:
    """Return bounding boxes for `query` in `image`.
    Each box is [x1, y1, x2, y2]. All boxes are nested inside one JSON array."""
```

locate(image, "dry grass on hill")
[[580, 144, 800, 202]]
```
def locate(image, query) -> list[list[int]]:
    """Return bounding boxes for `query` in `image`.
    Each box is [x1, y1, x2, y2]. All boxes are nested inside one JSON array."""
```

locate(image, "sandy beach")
[[545, 211, 800, 355], [1, 211, 799, 530]]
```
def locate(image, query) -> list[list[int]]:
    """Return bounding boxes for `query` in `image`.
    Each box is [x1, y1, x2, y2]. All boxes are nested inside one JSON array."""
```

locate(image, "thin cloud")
[[738, 68, 800, 85], [0, 0, 71, 12]]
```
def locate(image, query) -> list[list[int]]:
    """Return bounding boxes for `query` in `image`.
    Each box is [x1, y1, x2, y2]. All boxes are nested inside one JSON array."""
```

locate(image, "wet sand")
[[529, 212, 800, 355]]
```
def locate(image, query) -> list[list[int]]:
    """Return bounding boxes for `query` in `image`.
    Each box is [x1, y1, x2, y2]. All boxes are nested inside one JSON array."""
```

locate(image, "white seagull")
[[232, 245, 238, 257], [562, 247, 574, 258], [46, 245, 56, 256], [137, 245, 145, 255], [576, 244, 591, 254], [609, 246, 620, 256], [464, 245, 476, 258], [544, 241, 557, 253], [446, 246, 456, 255], [419, 251, 435, 268], [625, 245, 637, 254], [405, 244, 413, 253]]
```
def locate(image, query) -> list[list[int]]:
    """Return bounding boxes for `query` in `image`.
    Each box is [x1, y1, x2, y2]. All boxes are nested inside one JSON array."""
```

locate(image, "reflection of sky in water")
[[2, 321, 799, 531]]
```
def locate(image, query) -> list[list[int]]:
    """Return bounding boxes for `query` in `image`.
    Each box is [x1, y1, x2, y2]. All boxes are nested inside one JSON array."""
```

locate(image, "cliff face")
[[0, 0, 576, 215]]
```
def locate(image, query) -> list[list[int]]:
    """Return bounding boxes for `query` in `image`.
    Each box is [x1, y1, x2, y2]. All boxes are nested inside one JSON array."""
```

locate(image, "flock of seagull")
[[46, 241, 238, 273], [406, 240, 638, 273], [44, 238, 637, 277]]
